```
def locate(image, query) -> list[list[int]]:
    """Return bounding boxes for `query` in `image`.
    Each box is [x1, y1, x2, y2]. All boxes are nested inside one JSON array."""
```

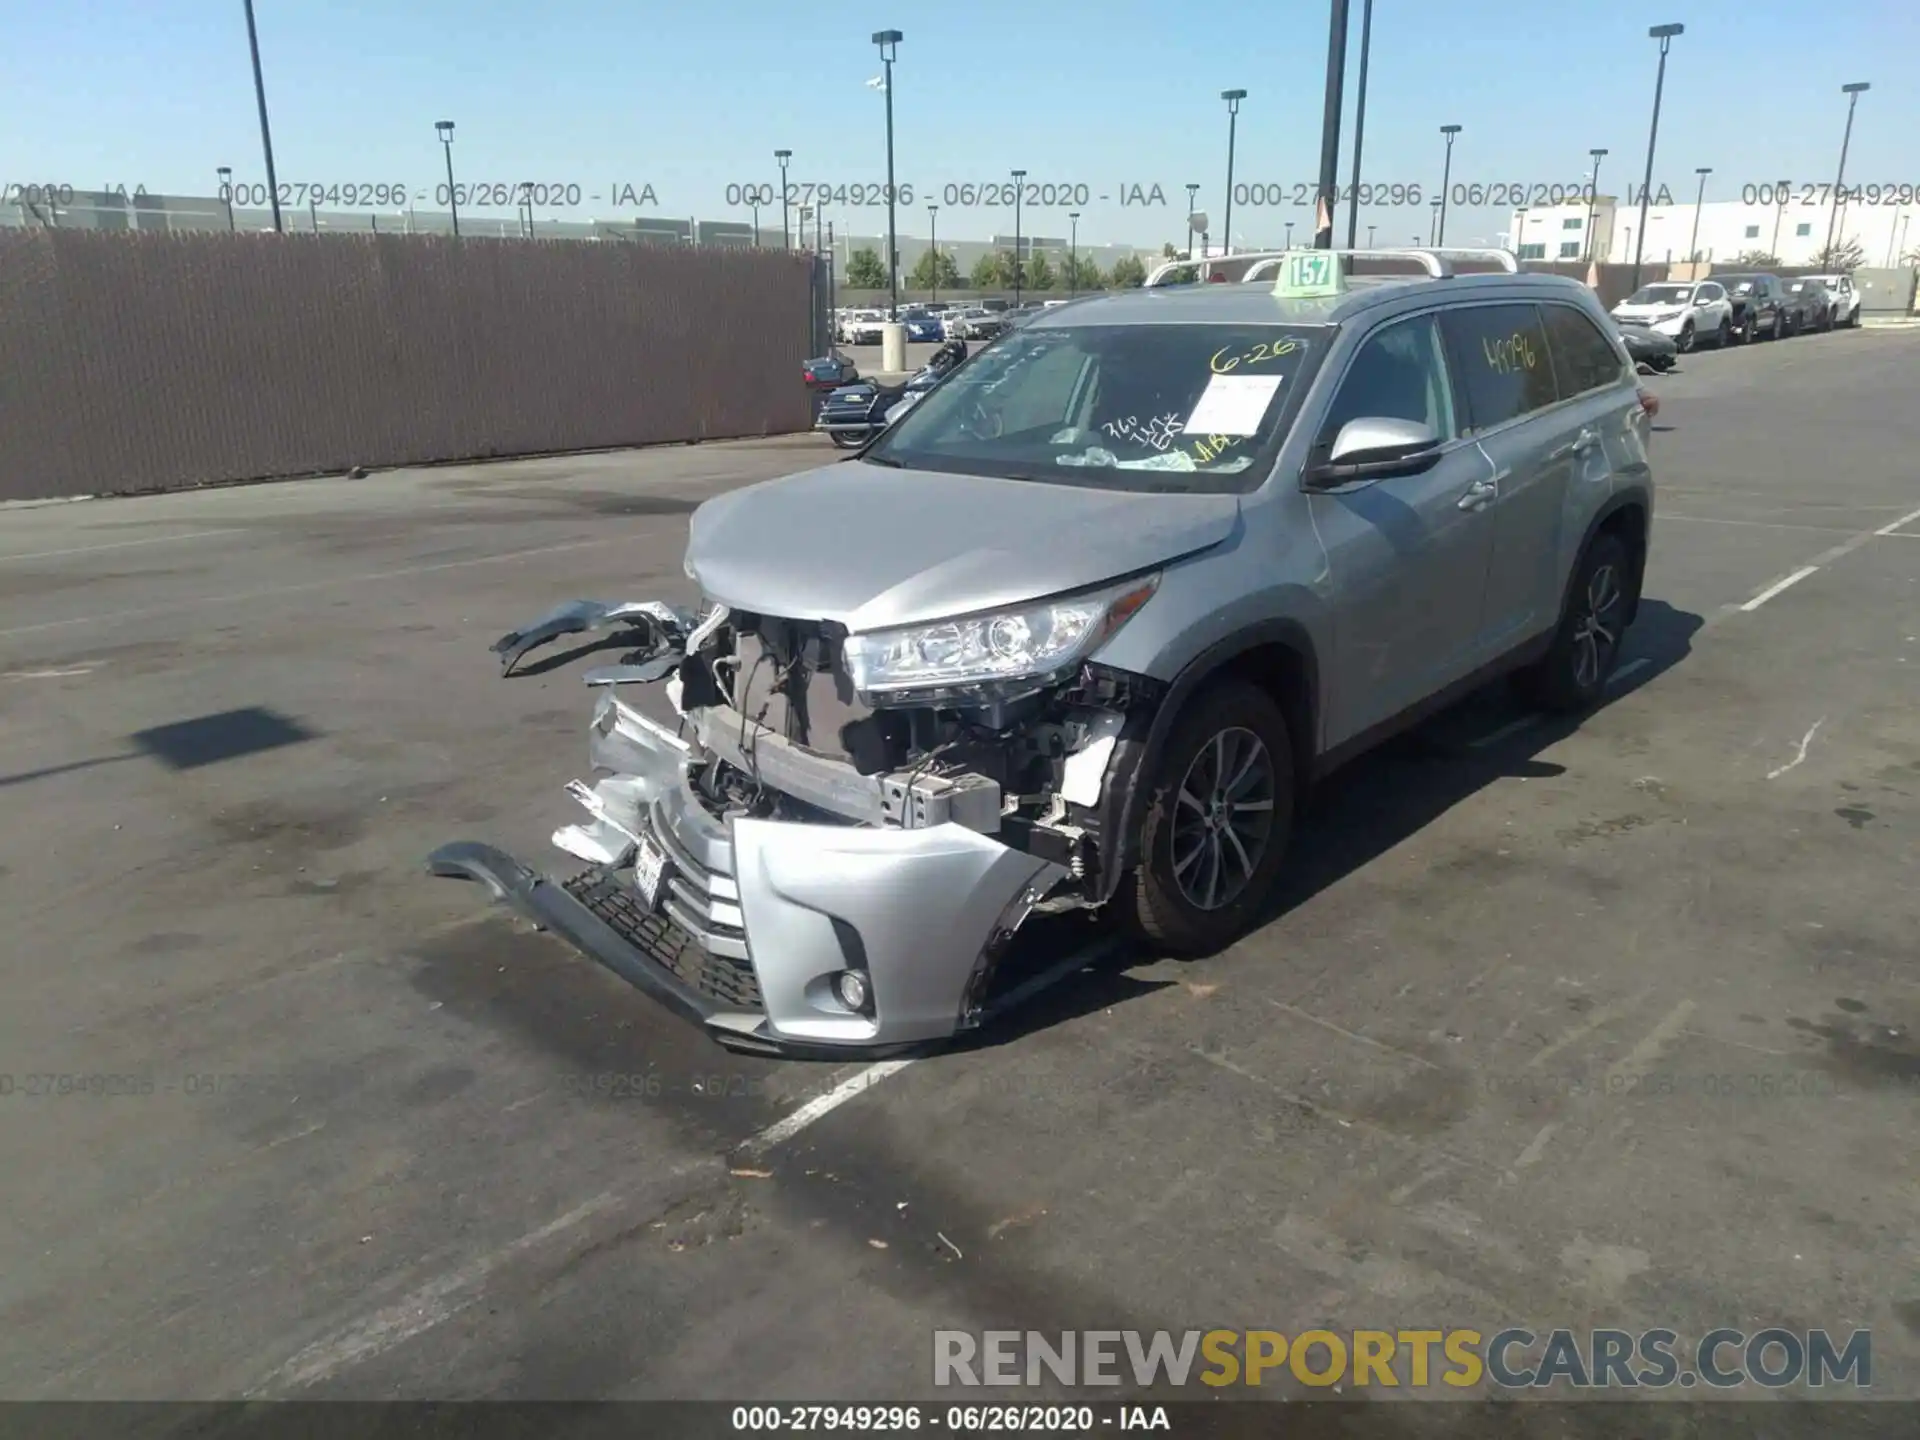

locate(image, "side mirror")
[[1306, 417, 1443, 487]]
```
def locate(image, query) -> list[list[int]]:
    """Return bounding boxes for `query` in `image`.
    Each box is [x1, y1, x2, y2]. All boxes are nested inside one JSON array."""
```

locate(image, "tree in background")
[[1808, 238, 1866, 273], [1732, 249, 1780, 268], [908, 246, 962, 290], [845, 247, 887, 288], [1061, 253, 1105, 291], [1108, 255, 1147, 288], [1161, 242, 1180, 259], [970, 250, 1007, 289], [1023, 252, 1056, 290]]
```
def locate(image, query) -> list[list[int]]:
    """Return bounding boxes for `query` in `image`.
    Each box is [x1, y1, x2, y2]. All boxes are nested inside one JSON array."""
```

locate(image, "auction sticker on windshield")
[[1185, 374, 1285, 435]]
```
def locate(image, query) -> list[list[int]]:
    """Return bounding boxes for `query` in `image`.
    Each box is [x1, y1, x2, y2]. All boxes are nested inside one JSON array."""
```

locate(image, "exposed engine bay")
[[490, 594, 1164, 914]]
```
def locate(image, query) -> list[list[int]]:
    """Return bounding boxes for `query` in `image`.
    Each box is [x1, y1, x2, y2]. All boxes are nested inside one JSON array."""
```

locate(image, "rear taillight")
[[803, 370, 816, 383]]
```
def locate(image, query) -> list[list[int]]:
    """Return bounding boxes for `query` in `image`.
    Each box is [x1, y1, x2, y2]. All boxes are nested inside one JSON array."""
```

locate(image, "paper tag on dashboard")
[[1183, 374, 1283, 437]]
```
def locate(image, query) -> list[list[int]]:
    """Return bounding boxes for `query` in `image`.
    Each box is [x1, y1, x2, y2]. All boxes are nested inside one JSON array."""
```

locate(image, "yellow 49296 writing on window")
[[1482, 331, 1538, 374]]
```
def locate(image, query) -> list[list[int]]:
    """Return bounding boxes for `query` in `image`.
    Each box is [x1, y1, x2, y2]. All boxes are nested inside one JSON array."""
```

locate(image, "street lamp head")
[[1011, 168, 1026, 180], [1440, 123, 1462, 136], [871, 28, 902, 43], [435, 120, 455, 140], [1697, 165, 1712, 175], [1591, 147, 1608, 157], [1221, 88, 1246, 112], [1649, 22, 1683, 37], [1842, 81, 1869, 93], [775, 148, 791, 161], [1068, 211, 1079, 220], [217, 165, 231, 179]]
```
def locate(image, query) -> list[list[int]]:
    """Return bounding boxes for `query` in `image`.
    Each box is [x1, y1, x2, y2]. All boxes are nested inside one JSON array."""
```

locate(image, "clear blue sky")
[[5, 0, 1917, 248]]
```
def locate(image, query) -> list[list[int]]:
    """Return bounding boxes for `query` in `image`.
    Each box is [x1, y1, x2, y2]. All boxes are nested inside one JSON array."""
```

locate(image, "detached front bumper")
[[431, 693, 1066, 1058]]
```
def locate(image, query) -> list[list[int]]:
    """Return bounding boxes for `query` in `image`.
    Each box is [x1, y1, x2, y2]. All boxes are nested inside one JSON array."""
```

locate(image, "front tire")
[[1119, 681, 1295, 955], [828, 430, 867, 449], [1716, 316, 1732, 347], [1676, 321, 1695, 354], [1514, 531, 1635, 713]]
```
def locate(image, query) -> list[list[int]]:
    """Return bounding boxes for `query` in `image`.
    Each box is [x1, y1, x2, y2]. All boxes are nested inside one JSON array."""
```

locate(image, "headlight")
[[841, 575, 1160, 697]]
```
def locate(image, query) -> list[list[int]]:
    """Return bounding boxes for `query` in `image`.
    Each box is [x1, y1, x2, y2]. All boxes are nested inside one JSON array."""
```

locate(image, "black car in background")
[[1715, 274, 1790, 342], [1615, 320, 1677, 372], [1782, 277, 1838, 333]]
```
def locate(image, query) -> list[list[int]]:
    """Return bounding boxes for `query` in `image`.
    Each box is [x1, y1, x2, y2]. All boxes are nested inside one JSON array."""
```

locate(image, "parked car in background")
[[976, 297, 1010, 313], [1774, 278, 1827, 335], [1783, 277, 1839, 332], [901, 309, 945, 343], [1611, 280, 1732, 352], [840, 310, 886, 345], [1804, 273, 1863, 327], [1715, 274, 1789, 342], [1614, 321, 1677, 373], [949, 307, 1006, 340]]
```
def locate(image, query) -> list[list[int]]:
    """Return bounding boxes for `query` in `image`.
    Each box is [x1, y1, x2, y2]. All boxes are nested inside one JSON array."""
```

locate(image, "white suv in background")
[[1803, 274, 1863, 328], [1611, 280, 1734, 352]]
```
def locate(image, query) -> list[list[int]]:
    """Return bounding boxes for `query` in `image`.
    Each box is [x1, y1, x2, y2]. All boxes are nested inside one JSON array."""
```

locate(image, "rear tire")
[[828, 431, 866, 449], [1119, 681, 1295, 956], [1513, 531, 1636, 714], [1715, 316, 1732, 347]]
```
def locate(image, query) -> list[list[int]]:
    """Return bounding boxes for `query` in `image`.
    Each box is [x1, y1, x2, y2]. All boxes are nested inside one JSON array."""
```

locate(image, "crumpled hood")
[[685, 460, 1241, 633]]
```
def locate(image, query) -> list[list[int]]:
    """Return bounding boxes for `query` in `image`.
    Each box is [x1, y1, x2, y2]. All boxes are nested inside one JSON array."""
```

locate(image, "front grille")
[[564, 867, 764, 1012], [646, 793, 749, 958]]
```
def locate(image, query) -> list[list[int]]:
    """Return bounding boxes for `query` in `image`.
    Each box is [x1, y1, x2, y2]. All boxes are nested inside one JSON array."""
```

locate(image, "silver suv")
[[435, 248, 1655, 1058]]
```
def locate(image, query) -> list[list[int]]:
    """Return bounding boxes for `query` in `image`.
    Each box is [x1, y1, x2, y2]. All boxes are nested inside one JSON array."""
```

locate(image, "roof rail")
[[1143, 249, 1297, 287]]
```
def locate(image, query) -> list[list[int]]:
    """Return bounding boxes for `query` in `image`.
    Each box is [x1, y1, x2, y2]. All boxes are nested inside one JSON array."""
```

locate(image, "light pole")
[[1688, 166, 1711, 263], [1185, 184, 1200, 259], [1366, 224, 1375, 248], [1314, 0, 1351, 247], [1435, 124, 1462, 246], [1068, 211, 1079, 297], [1428, 198, 1441, 245], [1825, 82, 1870, 260], [927, 205, 939, 302], [750, 197, 760, 246], [1631, 23, 1685, 290], [775, 149, 792, 249], [241, 0, 283, 232], [435, 120, 459, 237], [1584, 148, 1607, 261], [217, 166, 234, 231], [872, 30, 903, 317], [1344, 0, 1375, 246], [1514, 205, 1528, 256], [522, 182, 536, 238], [1285, 220, 1295, 248], [1011, 167, 1026, 304], [1221, 89, 1246, 259]]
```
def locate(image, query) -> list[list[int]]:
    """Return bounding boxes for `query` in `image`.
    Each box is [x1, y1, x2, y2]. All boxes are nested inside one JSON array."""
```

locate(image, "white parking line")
[[735, 1061, 916, 1157], [1739, 566, 1819, 611], [1875, 503, 1920, 536], [0, 528, 243, 563]]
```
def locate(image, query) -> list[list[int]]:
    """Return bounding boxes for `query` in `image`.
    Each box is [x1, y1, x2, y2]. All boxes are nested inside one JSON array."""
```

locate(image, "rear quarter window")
[[1438, 303, 1559, 433], [1542, 304, 1631, 398]]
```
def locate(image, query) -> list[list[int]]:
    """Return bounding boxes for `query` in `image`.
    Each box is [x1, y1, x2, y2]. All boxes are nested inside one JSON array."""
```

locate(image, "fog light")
[[834, 970, 870, 1012]]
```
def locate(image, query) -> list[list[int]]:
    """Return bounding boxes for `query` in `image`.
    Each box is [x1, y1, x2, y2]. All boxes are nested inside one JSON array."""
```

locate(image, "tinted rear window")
[[1543, 304, 1631, 398]]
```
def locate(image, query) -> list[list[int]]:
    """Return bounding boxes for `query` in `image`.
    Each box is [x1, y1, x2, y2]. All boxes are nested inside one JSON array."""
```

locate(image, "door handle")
[[1571, 428, 1599, 455], [1457, 478, 1497, 510]]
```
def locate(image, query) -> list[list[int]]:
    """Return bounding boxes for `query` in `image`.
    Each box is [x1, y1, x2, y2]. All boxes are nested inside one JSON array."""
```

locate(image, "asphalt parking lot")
[[2, 325, 1917, 1416]]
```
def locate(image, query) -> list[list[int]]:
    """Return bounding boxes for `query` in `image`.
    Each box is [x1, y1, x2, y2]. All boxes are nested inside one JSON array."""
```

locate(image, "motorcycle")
[[814, 341, 967, 449]]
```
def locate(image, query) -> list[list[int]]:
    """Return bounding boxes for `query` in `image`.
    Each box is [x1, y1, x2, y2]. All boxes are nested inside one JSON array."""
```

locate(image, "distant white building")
[[1509, 192, 1918, 269]]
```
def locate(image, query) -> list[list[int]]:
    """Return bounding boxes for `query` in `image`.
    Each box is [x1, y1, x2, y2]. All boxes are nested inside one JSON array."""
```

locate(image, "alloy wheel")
[[1571, 561, 1624, 691], [1170, 727, 1277, 912]]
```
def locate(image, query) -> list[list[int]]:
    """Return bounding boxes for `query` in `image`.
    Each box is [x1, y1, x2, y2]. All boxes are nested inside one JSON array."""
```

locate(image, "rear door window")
[[1542, 304, 1631, 400], [1437, 303, 1559, 434]]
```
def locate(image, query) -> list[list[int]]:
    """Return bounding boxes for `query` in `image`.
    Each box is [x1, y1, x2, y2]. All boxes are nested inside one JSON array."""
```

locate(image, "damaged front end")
[[430, 588, 1159, 1058]]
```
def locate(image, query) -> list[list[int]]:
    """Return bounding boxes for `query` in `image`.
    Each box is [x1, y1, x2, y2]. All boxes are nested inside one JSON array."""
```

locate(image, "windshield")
[[864, 322, 1323, 494], [1625, 285, 1693, 305]]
